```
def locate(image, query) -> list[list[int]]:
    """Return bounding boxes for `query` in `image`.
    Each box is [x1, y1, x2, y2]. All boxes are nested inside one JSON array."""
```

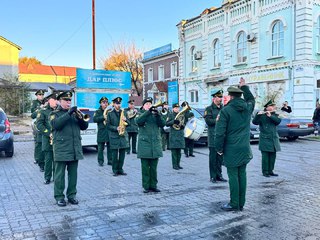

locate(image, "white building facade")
[[178, 0, 320, 118]]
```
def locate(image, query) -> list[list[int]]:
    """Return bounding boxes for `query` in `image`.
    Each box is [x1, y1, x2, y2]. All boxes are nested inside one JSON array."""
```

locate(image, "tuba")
[[118, 109, 128, 136], [172, 103, 191, 130], [103, 104, 113, 125], [127, 109, 138, 119]]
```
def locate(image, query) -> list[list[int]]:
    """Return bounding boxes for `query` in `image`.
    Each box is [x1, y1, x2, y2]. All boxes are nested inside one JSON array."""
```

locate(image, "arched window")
[[317, 16, 320, 52], [213, 39, 220, 67], [191, 46, 197, 72], [237, 31, 247, 63], [271, 20, 284, 56]]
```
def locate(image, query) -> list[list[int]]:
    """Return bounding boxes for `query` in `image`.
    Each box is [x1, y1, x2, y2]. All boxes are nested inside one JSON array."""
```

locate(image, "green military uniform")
[[183, 108, 195, 157], [107, 97, 129, 176], [204, 90, 224, 182], [136, 97, 165, 193], [31, 90, 45, 170], [50, 91, 88, 205], [215, 85, 255, 211], [252, 100, 281, 177], [93, 101, 112, 166], [124, 100, 139, 154], [166, 103, 186, 170], [36, 97, 56, 183]]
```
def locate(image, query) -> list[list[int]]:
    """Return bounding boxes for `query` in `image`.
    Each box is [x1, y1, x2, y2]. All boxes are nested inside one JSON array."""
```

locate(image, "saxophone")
[[118, 109, 128, 136]]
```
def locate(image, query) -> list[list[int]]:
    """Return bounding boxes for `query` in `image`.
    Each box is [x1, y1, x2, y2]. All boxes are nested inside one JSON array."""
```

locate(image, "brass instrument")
[[127, 109, 138, 119], [172, 103, 191, 130], [75, 110, 90, 122], [49, 133, 53, 145], [161, 108, 168, 115], [103, 104, 113, 125], [152, 100, 164, 108], [118, 109, 128, 136]]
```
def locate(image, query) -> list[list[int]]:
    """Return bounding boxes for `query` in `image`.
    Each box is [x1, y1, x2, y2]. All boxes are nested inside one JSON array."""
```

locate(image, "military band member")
[[93, 97, 112, 166], [181, 101, 195, 158], [252, 100, 281, 177], [106, 97, 129, 176], [160, 101, 170, 151], [31, 89, 46, 170], [50, 91, 88, 207], [136, 97, 165, 193], [215, 78, 255, 211], [36, 92, 58, 184], [204, 90, 227, 183], [124, 99, 138, 154], [166, 103, 185, 170]]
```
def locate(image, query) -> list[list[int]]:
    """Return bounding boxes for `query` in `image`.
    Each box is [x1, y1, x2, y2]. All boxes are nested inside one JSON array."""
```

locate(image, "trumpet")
[[75, 110, 90, 122]]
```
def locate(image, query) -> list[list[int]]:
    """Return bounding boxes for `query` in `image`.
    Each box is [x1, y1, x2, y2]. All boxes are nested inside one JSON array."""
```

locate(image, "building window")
[[237, 31, 247, 63], [317, 16, 320, 53], [148, 68, 153, 82], [191, 46, 197, 72], [271, 20, 284, 57], [171, 62, 177, 78], [158, 65, 164, 80], [190, 90, 199, 103], [159, 92, 167, 102], [213, 39, 221, 67]]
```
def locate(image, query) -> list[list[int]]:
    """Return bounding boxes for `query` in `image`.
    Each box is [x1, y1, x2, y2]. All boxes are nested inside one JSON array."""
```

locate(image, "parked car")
[[78, 108, 98, 149], [0, 108, 14, 157], [252, 110, 314, 141]]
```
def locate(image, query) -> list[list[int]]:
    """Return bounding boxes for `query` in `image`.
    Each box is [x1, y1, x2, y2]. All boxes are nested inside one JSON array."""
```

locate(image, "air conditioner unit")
[[247, 33, 256, 42], [194, 51, 202, 60]]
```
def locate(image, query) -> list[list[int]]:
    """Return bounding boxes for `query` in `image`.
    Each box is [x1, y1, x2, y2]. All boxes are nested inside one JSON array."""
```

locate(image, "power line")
[[41, 15, 90, 63]]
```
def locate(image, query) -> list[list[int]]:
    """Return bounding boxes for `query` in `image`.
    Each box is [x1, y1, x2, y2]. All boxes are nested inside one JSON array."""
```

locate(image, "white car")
[[78, 108, 98, 149]]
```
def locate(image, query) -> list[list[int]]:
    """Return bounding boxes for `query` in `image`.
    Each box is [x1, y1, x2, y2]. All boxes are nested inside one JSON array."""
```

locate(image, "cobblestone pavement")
[[0, 139, 320, 240]]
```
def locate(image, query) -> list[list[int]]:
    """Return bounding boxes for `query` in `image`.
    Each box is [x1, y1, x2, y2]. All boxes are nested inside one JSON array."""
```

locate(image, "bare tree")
[[101, 41, 143, 96]]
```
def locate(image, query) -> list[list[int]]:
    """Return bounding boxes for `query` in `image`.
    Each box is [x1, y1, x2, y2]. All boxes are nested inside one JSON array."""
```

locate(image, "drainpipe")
[[290, 1, 296, 106]]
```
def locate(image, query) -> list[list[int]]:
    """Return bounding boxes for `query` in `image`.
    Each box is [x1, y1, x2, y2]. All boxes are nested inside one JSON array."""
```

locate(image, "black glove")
[[68, 106, 77, 115], [180, 125, 185, 130], [174, 119, 180, 125]]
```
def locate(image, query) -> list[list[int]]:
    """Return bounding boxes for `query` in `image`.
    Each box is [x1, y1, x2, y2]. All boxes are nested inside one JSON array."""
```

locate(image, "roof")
[[155, 82, 167, 92], [26, 82, 72, 91], [19, 63, 76, 76], [0, 36, 22, 50]]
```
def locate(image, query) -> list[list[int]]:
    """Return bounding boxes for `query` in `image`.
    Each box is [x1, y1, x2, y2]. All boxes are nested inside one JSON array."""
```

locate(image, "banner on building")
[[168, 81, 178, 106], [229, 68, 289, 85]]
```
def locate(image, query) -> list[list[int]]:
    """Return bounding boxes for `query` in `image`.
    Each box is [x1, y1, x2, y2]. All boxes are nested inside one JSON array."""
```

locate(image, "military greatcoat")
[[106, 109, 129, 149], [49, 105, 89, 161], [93, 106, 109, 143], [252, 112, 281, 152], [204, 103, 223, 147], [136, 109, 165, 159], [166, 112, 185, 149]]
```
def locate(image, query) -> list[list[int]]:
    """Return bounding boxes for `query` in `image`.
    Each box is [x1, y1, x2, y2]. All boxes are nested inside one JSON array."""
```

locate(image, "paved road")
[[0, 139, 320, 240]]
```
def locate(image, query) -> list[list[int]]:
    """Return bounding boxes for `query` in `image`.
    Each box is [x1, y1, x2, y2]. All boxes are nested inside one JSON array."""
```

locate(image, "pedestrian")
[[124, 99, 138, 154], [182, 101, 195, 158], [106, 97, 129, 176], [252, 100, 281, 177], [215, 78, 255, 211], [166, 103, 185, 170], [50, 91, 89, 207], [312, 99, 320, 136], [31, 89, 46, 171], [93, 97, 113, 166], [204, 89, 227, 183], [136, 97, 165, 193], [36, 92, 58, 184], [160, 101, 170, 151], [281, 101, 292, 113]]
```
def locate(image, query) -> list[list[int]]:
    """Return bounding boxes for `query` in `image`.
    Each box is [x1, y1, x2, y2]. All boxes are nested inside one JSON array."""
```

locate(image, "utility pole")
[[92, 0, 96, 69]]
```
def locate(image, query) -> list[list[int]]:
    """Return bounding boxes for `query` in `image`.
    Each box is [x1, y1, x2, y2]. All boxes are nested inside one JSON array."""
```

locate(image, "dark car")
[[252, 110, 314, 141], [277, 112, 314, 141], [0, 108, 14, 157]]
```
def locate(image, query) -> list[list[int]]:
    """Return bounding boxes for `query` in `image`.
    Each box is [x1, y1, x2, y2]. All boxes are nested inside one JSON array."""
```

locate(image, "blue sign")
[[143, 44, 172, 60], [76, 92, 129, 109], [168, 81, 178, 106], [76, 69, 131, 89]]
